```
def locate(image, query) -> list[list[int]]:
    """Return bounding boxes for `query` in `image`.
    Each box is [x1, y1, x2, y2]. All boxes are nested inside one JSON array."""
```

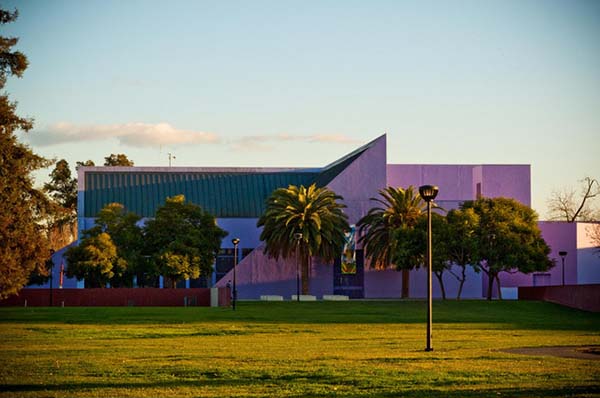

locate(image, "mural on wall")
[[341, 225, 357, 274]]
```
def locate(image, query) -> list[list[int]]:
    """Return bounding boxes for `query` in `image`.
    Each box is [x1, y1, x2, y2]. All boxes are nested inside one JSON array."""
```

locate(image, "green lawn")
[[1, 301, 599, 397]]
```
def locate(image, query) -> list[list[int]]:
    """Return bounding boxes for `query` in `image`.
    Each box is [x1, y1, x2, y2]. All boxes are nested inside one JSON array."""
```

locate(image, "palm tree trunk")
[[301, 252, 310, 295], [401, 269, 410, 298]]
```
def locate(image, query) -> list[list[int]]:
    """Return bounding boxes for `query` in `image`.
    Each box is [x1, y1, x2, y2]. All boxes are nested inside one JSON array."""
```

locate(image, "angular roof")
[[82, 135, 384, 218]]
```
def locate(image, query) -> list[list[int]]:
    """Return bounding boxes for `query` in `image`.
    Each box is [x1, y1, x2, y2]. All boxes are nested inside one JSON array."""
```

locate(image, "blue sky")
[[4, 0, 600, 216]]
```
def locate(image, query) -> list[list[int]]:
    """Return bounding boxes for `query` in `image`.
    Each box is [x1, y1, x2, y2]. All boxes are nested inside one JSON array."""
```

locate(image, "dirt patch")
[[502, 345, 600, 360]]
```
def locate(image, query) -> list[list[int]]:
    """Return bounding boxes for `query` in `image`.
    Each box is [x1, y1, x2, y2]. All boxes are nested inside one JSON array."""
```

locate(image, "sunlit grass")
[[1, 301, 599, 397]]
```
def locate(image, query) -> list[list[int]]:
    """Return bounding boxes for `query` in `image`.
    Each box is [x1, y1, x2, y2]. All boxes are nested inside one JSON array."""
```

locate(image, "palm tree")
[[257, 184, 349, 294], [357, 186, 426, 298]]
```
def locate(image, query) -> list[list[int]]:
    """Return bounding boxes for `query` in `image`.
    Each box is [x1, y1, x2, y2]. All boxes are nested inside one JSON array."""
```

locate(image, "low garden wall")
[[0, 287, 231, 307], [518, 284, 600, 312]]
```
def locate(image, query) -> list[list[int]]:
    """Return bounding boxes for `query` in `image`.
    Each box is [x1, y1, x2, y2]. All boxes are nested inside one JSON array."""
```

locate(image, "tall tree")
[[357, 186, 426, 298], [547, 177, 599, 222], [0, 8, 52, 299], [104, 154, 134, 166], [76, 159, 95, 167], [86, 203, 144, 287], [44, 159, 78, 250], [462, 198, 554, 300], [393, 213, 452, 299], [444, 208, 480, 299], [64, 232, 122, 288], [258, 184, 349, 294], [144, 195, 226, 287]]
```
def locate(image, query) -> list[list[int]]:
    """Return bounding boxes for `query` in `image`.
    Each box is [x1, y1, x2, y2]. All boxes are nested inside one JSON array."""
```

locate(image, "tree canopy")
[[104, 154, 134, 166], [463, 197, 554, 300], [358, 186, 426, 270], [43, 159, 78, 251], [65, 232, 122, 288], [257, 184, 349, 294], [0, 7, 52, 299], [144, 195, 227, 287], [357, 186, 426, 298]]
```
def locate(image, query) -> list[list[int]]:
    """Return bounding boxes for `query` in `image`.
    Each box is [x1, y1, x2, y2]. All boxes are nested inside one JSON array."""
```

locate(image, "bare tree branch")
[[548, 177, 599, 222]]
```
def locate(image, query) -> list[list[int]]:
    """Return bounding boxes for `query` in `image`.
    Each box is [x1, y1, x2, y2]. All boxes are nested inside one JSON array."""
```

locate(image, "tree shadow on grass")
[[0, 380, 598, 398]]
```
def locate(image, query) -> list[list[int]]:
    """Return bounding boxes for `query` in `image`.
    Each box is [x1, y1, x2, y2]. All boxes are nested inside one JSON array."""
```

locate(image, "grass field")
[[1, 300, 599, 397]]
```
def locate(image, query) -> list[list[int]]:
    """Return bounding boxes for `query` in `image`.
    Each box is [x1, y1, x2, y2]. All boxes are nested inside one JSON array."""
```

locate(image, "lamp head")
[[419, 185, 439, 202], [232, 238, 240, 246], [558, 251, 567, 258]]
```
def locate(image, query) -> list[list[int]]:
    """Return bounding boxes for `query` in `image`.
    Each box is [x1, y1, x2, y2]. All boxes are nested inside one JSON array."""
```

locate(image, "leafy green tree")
[[88, 203, 144, 287], [258, 184, 349, 294], [44, 159, 78, 250], [444, 208, 480, 299], [104, 154, 134, 166], [462, 197, 554, 300], [28, 250, 55, 286], [144, 195, 226, 287], [357, 186, 426, 298], [393, 213, 452, 299], [0, 7, 53, 299], [64, 232, 123, 288], [76, 159, 95, 167], [45, 159, 77, 210]]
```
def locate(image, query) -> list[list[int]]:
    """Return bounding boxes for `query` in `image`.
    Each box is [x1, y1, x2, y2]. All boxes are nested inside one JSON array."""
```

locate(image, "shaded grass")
[[1, 301, 599, 397]]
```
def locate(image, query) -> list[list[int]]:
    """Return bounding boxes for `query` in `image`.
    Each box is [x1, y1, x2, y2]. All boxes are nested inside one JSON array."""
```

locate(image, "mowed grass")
[[0, 301, 599, 397]]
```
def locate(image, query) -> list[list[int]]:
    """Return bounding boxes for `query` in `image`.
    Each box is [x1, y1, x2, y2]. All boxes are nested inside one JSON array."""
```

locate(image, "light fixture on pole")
[[419, 184, 439, 352], [559, 251, 567, 286], [294, 232, 302, 301], [232, 238, 240, 310]]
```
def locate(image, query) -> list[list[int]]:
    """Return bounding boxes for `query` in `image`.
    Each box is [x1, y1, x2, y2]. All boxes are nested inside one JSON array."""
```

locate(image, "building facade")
[[36, 134, 599, 298]]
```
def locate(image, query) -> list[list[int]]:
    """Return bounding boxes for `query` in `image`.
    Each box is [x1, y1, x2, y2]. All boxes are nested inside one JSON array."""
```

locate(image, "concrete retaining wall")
[[518, 284, 600, 312], [0, 288, 231, 307]]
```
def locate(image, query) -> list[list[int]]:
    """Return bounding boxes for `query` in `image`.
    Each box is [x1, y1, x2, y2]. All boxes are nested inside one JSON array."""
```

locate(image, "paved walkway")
[[502, 345, 600, 360]]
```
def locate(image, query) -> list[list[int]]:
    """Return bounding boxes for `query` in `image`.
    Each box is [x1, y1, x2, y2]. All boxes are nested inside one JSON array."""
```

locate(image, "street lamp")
[[232, 238, 240, 310], [419, 184, 439, 352], [559, 251, 567, 286], [294, 232, 302, 301]]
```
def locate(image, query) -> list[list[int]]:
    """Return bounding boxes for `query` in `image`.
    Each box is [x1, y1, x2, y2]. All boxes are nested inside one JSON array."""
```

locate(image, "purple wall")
[[387, 164, 475, 201], [217, 218, 262, 249], [481, 165, 531, 206], [214, 246, 335, 299], [27, 244, 79, 290], [576, 223, 600, 284], [498, 222, 577, 289], [327, 135, 387, 224], [215, 135, 388, 299]]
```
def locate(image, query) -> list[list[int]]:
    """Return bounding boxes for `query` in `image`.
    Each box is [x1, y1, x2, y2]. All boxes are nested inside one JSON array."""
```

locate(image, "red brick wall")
[[0, 288, 231, 307], [519, 284, 600, 312]]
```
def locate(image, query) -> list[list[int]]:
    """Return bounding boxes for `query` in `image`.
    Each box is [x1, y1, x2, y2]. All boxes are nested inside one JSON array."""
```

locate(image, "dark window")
[[215, 248, 253, 283]]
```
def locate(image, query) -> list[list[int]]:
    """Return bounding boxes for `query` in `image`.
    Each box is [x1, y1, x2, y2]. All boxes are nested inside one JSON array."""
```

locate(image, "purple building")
[[36, 134, 599, 298]]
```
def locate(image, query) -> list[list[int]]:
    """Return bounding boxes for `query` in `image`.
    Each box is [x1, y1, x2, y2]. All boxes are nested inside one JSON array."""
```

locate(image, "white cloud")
[[230, 133, 360, 151], [30, 122, 220, 147]]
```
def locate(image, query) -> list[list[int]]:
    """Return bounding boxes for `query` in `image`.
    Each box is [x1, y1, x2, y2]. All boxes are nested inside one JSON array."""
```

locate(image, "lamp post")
[[419, 184, 439, 352], [294, 232, 302, 301], [232, 238, 240, 310], [559, 251, 567, 286]]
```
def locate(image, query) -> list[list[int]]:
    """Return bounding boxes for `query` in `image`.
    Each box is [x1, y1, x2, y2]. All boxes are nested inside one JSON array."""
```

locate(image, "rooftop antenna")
[[168, 153, 176, 167]]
